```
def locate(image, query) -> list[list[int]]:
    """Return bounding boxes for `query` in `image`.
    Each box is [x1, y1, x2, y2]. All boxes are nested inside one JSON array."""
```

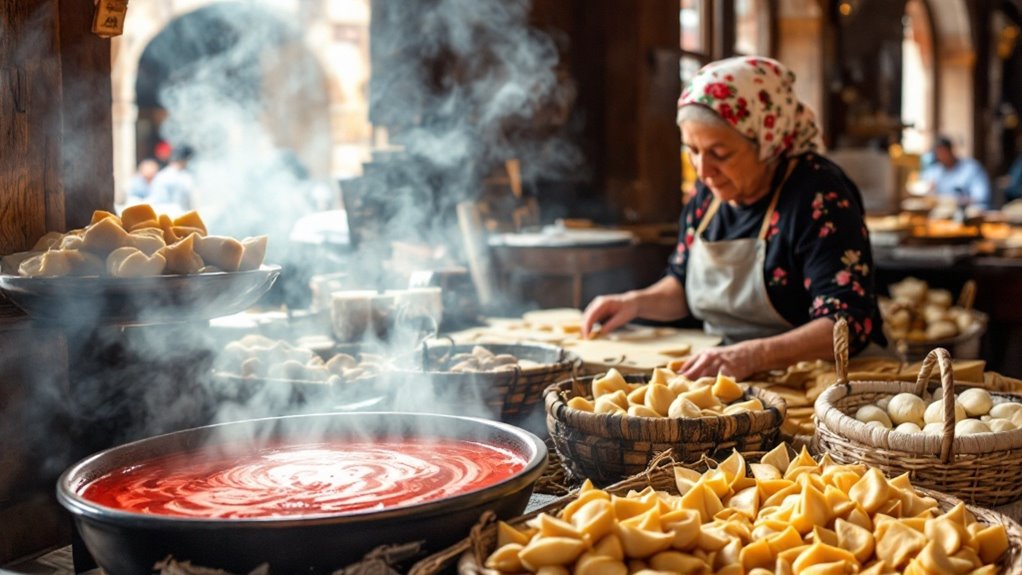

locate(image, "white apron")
[[685, 161, 797, 344]]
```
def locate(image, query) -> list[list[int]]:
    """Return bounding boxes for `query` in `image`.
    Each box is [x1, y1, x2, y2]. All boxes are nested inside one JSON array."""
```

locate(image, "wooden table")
[[450, 318, 721, 374]]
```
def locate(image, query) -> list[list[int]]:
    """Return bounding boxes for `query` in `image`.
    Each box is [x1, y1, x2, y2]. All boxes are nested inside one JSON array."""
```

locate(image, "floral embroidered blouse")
[[667, 152, 886, 354]]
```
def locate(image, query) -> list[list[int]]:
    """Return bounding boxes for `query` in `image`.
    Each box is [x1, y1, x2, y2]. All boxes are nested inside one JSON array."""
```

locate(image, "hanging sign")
[[92, 0, 129, 38]]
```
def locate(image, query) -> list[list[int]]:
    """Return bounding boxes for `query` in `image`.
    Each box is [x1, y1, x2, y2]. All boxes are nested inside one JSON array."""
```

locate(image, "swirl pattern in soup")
[[80, 439, 527, 519]]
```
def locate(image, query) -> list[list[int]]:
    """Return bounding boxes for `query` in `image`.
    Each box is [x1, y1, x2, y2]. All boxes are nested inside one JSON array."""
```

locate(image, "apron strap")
[[757, 159, 798, 240], [695, 198, 721, 236]]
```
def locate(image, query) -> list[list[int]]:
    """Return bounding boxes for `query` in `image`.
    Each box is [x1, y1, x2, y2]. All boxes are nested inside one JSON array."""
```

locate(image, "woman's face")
[[682, 121, 774, 205]]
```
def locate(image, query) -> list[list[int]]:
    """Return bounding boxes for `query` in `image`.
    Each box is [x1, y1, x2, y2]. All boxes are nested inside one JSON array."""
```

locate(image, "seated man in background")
[[150, 145, 196, 215], [920, 135, 991, 209], [126, 158, 160, 203]]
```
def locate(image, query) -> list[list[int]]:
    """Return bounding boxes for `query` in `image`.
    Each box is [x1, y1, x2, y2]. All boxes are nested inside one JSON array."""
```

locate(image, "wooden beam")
[[0, 0, 64, 254], [58, 0, 115, 229]]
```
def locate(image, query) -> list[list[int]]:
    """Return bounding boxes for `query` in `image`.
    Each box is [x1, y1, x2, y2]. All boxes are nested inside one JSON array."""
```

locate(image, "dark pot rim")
[[57, 411, 547, 529]]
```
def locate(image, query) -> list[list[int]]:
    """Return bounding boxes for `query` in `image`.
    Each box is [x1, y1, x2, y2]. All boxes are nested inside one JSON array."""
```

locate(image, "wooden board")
[[450, 317, 721, 374]]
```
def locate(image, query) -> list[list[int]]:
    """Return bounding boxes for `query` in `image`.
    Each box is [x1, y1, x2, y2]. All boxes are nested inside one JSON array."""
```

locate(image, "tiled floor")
[[0, 547, 98, 575]]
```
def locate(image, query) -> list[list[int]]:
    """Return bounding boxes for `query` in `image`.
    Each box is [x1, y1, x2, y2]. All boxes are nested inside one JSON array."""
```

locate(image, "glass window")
[[681, 55, 703, 86], [734, 0, 765, 55], [680, 0, 704, 53]]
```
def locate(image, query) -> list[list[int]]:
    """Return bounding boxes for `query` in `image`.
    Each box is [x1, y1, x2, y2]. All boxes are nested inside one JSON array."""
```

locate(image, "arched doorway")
[[127, 2, 336, 250], [134, 3, 332, 184]]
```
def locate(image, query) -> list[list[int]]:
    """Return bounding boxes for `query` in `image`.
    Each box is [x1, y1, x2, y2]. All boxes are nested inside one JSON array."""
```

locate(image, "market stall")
[[8, 1, 1022, 574]]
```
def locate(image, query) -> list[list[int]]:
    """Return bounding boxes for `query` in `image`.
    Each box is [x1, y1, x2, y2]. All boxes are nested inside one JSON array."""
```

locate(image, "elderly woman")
[[582, 56, 886, 380]]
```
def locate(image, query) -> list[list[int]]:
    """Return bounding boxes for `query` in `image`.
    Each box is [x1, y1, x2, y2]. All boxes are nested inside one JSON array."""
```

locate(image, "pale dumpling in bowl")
[[238, 236, 268, 271], [105, 246, 167, 278], [2, 250, 42, 274], [19, 251, 75, 277], [160, 234, 204, 274], [80, 216, 130, 256], [194, 235, 244, 272], [125, 229, 167, 256]]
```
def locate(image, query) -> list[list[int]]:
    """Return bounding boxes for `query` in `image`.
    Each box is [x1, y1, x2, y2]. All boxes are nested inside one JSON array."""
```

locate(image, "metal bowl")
[[0, 265, 280, 325], [57, 412, 546, 574]]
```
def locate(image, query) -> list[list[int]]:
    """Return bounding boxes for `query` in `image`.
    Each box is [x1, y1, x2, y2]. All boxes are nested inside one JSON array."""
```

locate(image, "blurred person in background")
[[150, 145, 196, 215], [126, 158, 160, 203], [920, 135, 991, 209], [582, 56, 887, 380]]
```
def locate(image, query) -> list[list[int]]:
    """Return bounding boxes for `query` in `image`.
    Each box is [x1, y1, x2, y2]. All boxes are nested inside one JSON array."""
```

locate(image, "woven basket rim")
[[819, 320, 1022, 460], [815, 379, 1022, 455], [544, 374, 787, 433], [391, 342, 578, 376], [410, 450, 1022, 575]]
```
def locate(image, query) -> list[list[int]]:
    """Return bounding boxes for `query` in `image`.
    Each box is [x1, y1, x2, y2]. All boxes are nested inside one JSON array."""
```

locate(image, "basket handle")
[[913, 347, 956, 463], [469, 510, 498, 567], [569, 363, 588, 398], [958, 279, 976, 311], [833, 318, 849, 385]]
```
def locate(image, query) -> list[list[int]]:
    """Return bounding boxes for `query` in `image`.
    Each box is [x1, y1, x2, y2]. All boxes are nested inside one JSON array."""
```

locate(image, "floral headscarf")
[[678, 56, 823, 162]]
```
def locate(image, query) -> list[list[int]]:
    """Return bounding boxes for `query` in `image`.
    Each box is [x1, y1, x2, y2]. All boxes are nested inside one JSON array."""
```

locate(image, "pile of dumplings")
[[445, 346, 537, 373], [0, 204, 267, 278], [485, 444, 1009, 575], [856, 387, 1022, 436], [880, 277, 977, 342], [219, 335, 384, 384], [567, 368, 765, 419]]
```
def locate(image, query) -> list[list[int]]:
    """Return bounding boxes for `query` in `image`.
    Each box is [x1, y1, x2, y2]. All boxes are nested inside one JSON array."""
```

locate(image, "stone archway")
[[110, 1, 336, 203]]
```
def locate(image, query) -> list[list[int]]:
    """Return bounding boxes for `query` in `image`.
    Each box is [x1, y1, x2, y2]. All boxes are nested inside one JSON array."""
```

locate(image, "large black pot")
[[57, 412, 546, 574]]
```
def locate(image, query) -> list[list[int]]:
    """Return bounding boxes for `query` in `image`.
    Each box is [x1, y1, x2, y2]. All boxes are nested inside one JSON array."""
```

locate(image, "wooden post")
[[0, 0, 65, 257], [59, 0, 116, 229], [0, 0, 112, 562]]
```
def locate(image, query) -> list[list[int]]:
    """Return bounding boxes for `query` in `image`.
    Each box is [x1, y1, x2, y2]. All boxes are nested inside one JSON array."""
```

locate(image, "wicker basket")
[[389, 341, 579, 422], [544, 373, 786, 485], [408, 450, 1022, 575], [815, 319, 1022, 507], [887, 279, 989, 362]]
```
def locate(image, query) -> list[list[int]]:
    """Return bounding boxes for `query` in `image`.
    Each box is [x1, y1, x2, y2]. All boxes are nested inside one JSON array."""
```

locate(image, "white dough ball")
[[924, 398, 966, 424], [958, 388, 993, 417], [990, 402, 1022, 420], [955, 419, 991, 435], [855, 405, 893, 428], [886, 393, 926, 426], [893, 422, 922, 434], [988, 418, 1017, 433]]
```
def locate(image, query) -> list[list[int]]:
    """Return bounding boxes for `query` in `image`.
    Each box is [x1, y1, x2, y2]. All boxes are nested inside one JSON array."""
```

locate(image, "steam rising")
[[13, 0, 579, 481]]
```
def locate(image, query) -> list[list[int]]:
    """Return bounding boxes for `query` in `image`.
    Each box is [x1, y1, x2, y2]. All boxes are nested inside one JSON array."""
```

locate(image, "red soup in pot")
[[79, 439, 528, 519]]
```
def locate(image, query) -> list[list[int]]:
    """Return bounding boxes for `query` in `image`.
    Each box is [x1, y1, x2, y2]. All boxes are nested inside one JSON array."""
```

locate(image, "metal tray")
[[0, 265, 281, 325]]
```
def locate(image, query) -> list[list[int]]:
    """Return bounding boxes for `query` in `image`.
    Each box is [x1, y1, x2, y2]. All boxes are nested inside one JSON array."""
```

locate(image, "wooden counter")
[[450, 318, 720, 374]]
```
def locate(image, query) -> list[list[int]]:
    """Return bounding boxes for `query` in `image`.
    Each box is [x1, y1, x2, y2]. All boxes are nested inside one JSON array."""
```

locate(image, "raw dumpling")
[[194, 235, 244, 272], [125, 230, 167, 256], [19, 251, 75, 277], [81, 216, 130, 256], [120, 204, 159, 231], [106, 246, 166, 278], [2, 250, 41, 274], [160, 234, 204, 274], [238, 235, 268, 271]]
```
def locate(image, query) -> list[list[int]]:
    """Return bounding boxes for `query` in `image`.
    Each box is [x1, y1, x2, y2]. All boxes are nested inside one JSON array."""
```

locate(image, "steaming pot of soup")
[[57, 412, 546, 574]]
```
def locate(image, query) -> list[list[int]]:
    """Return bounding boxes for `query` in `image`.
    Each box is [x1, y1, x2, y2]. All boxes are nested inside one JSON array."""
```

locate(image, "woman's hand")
[[581, 293, 640, 338], [581, 277, 689, 339], [678, 341, 762, 381]]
